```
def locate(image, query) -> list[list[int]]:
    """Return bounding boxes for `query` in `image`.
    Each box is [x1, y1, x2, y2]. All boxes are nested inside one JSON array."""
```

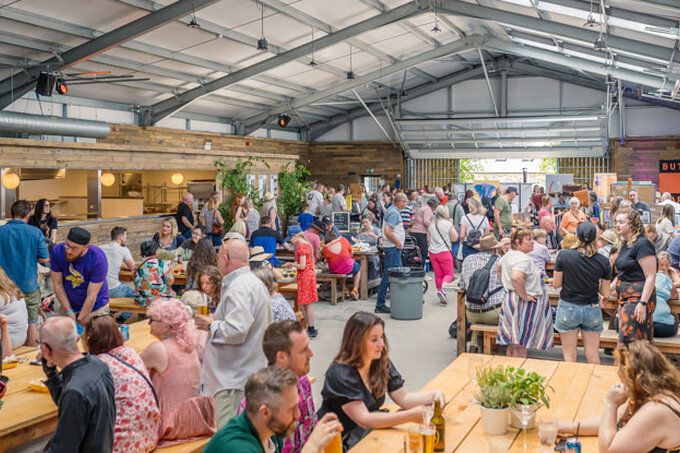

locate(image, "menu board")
[[333, 211, 351, 233]]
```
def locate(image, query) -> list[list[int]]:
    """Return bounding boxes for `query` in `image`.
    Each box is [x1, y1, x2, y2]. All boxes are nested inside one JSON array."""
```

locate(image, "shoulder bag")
[[105, 352, 158, 406]]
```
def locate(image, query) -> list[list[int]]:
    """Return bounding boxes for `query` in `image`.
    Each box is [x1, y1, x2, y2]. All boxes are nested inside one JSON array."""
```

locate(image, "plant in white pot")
[[506, 367, 553, 431], [475, 366, 512, 435]]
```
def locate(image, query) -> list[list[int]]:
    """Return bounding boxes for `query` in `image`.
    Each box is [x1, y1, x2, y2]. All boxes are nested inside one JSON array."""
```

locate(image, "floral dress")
[[134, 257, 175, 306], [295, 242, 317, 306], [98, 346, 161, 453]]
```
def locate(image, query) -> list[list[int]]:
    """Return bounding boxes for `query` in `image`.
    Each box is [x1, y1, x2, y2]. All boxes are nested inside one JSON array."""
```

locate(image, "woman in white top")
[[459, 197, 491, 260], [656, 204, 676, 238], [260, 192, 280, 232], [496, 228, 554, 358], [428, 205, 459, 305], [0, 266, 28, 356]]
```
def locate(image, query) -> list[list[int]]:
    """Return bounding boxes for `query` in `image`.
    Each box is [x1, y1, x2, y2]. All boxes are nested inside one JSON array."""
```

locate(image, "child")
[[527, 229, 551, 274], [284, 232, 319, 338], [297, 203, 314, 231], [251, 266, 296, 322]]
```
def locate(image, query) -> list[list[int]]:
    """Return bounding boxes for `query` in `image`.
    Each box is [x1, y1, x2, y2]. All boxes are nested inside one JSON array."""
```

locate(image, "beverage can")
[[120, 325, 130, 341], [566, 437, 581, 453]]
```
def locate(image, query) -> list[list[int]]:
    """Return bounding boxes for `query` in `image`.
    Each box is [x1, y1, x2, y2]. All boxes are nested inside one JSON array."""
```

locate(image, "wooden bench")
[[470, 324, 680, 355], [155, 437, 210, 452], [316, 273, 349, 306], [278, 284, 307, 329], [108, 297, 147, 315]]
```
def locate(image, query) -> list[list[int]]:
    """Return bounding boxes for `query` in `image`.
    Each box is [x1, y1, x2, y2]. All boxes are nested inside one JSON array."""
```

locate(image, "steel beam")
[[482, 38, 668, 90], [0, 0, 221, 109], [439, 0, 680, 66], [244, 35, 480, 134], [309, 64, 486, 140], [404, 137, 601, 144], [409, 146, 605, 158], [401, 126, 602, 135], [146, 2, 425, 125]]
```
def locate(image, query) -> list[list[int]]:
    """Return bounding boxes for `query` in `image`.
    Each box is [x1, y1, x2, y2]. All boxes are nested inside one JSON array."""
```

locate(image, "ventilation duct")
[[0, 111, 110, 138]]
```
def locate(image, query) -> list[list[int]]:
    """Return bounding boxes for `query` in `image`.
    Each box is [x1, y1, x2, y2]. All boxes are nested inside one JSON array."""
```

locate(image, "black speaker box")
[[36, 72, 55, 96]]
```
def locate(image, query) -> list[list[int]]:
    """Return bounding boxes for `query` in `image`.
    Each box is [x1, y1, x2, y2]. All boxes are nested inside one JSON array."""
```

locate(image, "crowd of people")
[[2, 180, 680, 453]]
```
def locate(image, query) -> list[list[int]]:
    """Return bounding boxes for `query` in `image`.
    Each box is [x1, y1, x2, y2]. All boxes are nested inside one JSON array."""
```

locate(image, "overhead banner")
[[659, 160, 680, 202]]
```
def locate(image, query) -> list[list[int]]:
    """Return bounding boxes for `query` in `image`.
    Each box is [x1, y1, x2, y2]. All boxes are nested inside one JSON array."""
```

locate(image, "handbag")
[[105, 352, 158, 406], [210, 210, 225, 236]]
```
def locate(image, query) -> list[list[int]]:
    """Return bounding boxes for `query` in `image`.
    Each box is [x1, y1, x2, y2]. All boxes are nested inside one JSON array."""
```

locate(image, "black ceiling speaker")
[[36, 72, 55, 96]]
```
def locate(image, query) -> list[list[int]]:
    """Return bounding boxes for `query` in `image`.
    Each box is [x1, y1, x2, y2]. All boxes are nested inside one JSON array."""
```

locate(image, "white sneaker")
[[437, 290, 448, 305], [442, 280, 459, 290]]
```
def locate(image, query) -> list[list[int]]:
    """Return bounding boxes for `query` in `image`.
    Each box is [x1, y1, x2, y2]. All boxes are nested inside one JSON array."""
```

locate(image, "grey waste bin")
[[388, 267, 425, 320]]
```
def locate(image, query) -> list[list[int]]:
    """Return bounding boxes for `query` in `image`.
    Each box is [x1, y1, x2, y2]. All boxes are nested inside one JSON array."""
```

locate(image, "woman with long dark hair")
[[28, 198, 57, 243], [558, 341, 680, 452], [186, 238, 217, 289], [195, 265, 222, 308], [318, 311, 444, 450]]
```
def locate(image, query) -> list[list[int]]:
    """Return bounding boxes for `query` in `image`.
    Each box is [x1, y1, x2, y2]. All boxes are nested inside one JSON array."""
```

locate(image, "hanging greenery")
[[215, 157, 269, 228], [539, 158, 558, 175], [277, 162, 315, 221], [459, 158, 484, 183]]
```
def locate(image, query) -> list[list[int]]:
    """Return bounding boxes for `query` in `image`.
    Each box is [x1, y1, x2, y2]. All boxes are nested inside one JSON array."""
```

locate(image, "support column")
[[501, 70, 508, 117], [87, 170, 102, 219]]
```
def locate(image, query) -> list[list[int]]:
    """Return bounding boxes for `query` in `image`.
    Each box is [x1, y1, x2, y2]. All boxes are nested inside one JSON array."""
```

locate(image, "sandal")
[[350, 289, 359, 300]]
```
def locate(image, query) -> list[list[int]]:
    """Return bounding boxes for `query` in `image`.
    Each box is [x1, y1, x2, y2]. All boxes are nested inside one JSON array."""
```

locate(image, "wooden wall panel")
[[557, 157, 609, 187], [609, 137, 680, 185], [307, 142, 404, 188], [410, 158, 459, 189]]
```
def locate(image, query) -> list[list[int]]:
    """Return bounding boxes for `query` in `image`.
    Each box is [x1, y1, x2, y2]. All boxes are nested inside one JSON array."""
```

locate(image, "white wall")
[[314, 76, 680, 141]]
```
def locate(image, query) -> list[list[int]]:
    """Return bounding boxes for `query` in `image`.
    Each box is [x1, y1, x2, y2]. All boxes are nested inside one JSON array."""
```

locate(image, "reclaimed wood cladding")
[[307, 142, 404, 187], [609, 137, 680, 186]]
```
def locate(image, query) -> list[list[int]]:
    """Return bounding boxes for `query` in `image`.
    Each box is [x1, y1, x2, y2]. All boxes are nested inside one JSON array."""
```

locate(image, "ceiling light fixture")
[[257, 2, 268, 51], [583, 0, 598, 28], [308, 27, 318, 67], [594, 34, 607, 51], [187, 1, 200, 28], [277, 115, 291, 128], [55, 78, 68, 95], [346, 44, 355, 80], [431, 2, 442, 33]]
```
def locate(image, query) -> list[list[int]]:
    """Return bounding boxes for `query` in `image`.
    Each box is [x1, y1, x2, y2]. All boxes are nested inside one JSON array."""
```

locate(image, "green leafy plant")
[[539, 158, 558, 175], [506, 367, 553, 408], [277, 162, 315, 220], [215, 157, 269, 228], [459, 158, 483, 183], [475, 366, 512, 409]]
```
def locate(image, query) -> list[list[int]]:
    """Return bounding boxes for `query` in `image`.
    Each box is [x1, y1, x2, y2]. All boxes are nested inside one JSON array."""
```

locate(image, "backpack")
[[482, 196, 494, 221], [465, 214, 485, 248], [465, 255, 503, 307]]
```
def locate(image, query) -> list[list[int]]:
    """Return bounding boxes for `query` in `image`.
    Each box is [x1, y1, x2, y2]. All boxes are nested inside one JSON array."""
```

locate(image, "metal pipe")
[[401, 126, 602, 135], [0, 111, 110, 138], [478, 48, 499, 117], [352, 89, 396, 146], [618, 79, 625, 145]]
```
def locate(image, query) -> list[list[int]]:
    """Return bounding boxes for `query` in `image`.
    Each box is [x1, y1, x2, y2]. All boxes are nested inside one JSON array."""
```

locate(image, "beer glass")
[[404, 426, 422, 453], [323, 431, 342, 453], [421, 424, 439, 453], [538, 417, 558, 452]]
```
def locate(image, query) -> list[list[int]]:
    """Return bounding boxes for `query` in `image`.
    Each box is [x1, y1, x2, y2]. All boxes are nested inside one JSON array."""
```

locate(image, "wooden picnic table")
[[0, 320, 160, 451], [119, 264, 187, 286], [350, 353, 619, 452], [454, 284, 680, 356]]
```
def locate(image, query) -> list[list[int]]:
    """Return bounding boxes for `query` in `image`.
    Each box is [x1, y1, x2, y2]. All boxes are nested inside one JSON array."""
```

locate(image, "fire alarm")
[[245, 141, 250, 146], [676, 142, 680, 149]]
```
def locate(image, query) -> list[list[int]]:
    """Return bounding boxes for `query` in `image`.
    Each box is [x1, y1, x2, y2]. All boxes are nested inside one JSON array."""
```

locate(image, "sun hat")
[[473, 233, 499, 251], [249, 246, 272, 262], [264, 192, 275, 201], [600, 229, 617, 245], [311, 220, 325, 233]]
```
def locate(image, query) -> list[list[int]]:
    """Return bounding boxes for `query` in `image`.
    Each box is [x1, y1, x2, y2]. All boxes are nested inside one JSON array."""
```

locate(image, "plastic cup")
[[323, 430, 342, 453]]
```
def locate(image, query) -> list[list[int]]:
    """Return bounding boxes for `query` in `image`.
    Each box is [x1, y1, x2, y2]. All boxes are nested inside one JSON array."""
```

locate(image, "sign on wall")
[[659, 160, 680, 202]]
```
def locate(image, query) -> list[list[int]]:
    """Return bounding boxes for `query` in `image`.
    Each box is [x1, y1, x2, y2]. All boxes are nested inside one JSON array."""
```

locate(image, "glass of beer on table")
[[404, 425, 422, 453], [421, 424, 439, 453]]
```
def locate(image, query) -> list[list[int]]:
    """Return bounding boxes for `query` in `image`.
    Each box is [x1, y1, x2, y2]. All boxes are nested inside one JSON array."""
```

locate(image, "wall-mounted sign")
[[660, 160, 680, 202]]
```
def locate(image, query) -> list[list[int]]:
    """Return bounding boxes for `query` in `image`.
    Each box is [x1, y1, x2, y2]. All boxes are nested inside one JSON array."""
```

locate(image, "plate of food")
[[2, 356, 18, 370], [29, 378, 49, 393]]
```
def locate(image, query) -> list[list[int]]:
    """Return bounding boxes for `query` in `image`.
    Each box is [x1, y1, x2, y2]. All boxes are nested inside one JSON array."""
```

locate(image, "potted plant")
[[277, 162, 315, 230], [475, 366, 512, 435], [506, 367, 552, 429], [215, 157, 269, 228]]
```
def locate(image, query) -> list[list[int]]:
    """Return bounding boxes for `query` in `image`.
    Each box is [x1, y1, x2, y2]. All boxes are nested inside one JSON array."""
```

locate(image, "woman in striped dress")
[[496, 228, 554, 358]]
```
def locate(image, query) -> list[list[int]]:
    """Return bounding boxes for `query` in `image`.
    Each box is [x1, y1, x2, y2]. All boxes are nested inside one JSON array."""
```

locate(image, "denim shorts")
[[554, 299, 603, 333]]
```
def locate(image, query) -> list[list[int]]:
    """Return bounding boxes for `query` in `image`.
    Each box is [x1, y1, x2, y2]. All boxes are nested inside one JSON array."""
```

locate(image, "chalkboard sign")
[[333, 211, 351, 233]]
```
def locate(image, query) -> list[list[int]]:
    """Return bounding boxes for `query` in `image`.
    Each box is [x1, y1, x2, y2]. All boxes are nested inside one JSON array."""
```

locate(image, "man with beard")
[[236, 321, 317, 453], [204, 367, 342, 453], [51, 227, 109, 324]]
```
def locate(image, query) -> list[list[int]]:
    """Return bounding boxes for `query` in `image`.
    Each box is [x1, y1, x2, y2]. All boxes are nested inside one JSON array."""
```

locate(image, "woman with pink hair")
[[140, 298, 215, 447]]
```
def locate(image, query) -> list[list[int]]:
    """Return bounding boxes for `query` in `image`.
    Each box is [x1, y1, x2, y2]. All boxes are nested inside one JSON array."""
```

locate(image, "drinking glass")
[[323, 430, 343, 453], [511, 404, 538, 450], [487, 437, 510, 453], [420, 424, 438, 453], [467, 355, 483, 387], [404, 426, 423, 453], [538, 417, 558, 452]]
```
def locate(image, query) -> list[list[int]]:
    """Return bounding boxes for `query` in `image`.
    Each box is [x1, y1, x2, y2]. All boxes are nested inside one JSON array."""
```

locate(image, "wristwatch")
[[639, 301, 647, 305]]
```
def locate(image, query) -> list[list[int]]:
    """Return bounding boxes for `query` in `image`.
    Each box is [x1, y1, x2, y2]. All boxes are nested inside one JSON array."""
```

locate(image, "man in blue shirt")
[[0, 200, 50, 346], [51, 227, 109, 325], [250, 216, 288, 267], [376, 193, 408, 314]]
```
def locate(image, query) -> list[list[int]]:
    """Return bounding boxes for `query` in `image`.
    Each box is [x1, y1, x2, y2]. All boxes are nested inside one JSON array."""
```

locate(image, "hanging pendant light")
[[2, 172, 19, 190], [187, 0, 200, 28], [308, 27, 318, 67], [257, 3, 268, 51], [346, 44, 355, 80]]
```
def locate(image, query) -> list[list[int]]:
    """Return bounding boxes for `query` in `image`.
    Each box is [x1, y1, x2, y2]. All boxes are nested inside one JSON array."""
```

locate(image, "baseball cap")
[[577, 221, 597, 243]]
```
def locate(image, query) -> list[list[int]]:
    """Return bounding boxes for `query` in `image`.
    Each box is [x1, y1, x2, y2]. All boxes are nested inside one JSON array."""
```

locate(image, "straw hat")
[[264, 192, 275, 201], [473, 233, 500, 251], [249, 246, 272, 262], [600, 229, 617, 245]]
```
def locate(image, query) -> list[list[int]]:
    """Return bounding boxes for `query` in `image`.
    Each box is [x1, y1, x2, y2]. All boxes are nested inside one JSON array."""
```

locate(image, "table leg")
[[457, 290, 466, 357], [359, 256, 368, 300]]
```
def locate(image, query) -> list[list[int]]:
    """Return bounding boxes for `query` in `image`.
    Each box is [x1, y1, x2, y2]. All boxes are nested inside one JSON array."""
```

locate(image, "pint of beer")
[[421, 424, 438, 453], [323, 431, 342, 453], [197, 294, 209, 315]]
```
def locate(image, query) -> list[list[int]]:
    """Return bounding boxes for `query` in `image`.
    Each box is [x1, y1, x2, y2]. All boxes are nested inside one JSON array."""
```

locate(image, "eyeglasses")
[[148, 318, 160, 325], [36, 339, 52, 352], [64, 242, 84, 251]]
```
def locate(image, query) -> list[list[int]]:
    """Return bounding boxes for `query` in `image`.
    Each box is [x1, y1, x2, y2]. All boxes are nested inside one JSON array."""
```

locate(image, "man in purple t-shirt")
[[51, 227, 109, 324]]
